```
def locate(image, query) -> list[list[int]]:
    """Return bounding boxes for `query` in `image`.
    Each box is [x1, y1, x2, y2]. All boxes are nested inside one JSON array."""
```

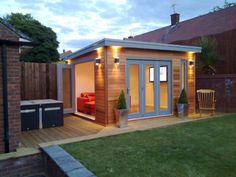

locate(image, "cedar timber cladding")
[[69, 39, 200, 126], [106, 47, 126, 124], [96, 47, 107, 126], [72, 50, 107, 126], [106, 48, 196, 124]]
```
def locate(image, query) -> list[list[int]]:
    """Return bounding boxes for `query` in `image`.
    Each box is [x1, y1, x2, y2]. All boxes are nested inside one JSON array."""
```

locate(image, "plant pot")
[[114, 108, 128, 128], [177, 103, 188, 118]]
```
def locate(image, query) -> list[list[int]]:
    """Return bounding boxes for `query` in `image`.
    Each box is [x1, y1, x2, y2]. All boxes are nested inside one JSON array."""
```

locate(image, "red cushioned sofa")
[[77, 92, 95, 115]]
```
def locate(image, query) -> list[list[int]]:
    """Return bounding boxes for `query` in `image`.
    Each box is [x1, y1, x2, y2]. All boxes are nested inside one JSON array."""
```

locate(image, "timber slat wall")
[[106, 48, 196, 124], [21, 62, 57, 100], [71, 48, 196, 125], [196, 74, 236, 112], [72, 51, 107, 126], [174, 29, 236, 74]]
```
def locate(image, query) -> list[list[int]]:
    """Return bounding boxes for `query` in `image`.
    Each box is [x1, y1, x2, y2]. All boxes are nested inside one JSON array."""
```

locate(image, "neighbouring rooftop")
[[131, 6, 236, 43]]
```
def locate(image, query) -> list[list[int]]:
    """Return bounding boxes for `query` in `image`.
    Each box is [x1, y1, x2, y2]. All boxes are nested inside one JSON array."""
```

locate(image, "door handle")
[[127, 88, 130, 94]]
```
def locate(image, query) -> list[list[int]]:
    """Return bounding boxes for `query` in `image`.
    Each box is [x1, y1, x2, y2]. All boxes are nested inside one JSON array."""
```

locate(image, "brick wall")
[[0, 45, 3, 152], [0, 153, 44, 177], [7, 46, 21, 151], [0, 23, 21, 153], [0, 23, 18, 41]]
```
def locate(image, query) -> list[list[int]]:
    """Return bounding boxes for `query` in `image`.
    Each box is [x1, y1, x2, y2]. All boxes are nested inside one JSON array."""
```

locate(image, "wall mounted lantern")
[[114, 57, 120, 65], [95, 58, 101, 66], [189, 60, 194, 66]]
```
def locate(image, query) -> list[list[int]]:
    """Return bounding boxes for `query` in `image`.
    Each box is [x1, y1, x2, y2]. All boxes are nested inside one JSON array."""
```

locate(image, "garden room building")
[[58, 38, 201, 126]]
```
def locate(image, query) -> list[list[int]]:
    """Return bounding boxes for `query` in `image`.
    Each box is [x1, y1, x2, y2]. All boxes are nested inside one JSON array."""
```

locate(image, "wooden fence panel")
[[40, 63, 47, 99], [47, 64, 57, 99], [196, 74, 236, 112], [21, 62, 57, 100], [173, 29, 236, 74]]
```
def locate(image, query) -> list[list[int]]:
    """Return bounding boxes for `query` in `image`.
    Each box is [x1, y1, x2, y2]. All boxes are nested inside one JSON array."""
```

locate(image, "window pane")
[[130, 64, 140, 113], [181, 62, 186, 90], [145, 64, 154, 112], [160, 65, 168, 110]]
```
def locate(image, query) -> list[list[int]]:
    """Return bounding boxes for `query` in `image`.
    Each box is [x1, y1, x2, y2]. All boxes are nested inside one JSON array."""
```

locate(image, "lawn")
[[62, 114, 236, 177]]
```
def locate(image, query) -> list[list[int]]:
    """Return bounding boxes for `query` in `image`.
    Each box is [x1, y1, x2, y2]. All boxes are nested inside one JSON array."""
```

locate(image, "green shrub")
[[195, 37, 219, 74], [178, 89, 188, 104], [117, 90, 127, 109]]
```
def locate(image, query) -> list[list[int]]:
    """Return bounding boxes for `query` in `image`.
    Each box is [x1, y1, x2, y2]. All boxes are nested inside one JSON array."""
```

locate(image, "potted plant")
[[177, 89, 188, 118], [115, 90, 128, 128]]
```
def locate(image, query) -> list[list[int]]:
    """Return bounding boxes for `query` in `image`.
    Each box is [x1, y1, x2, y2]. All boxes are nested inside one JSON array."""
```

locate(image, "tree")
[[4, 13, 59, 63], [212, 0, 236, 12], [196, 37, 219, 74]]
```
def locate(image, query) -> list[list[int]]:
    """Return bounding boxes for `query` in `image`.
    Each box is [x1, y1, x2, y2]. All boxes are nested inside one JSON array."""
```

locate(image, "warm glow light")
[[187, 52, 194, 60], [66, 59, 71, 64], [187, 52, 195, 76], [112, 46, 121, 60], [187, 52, 195, 67], [112, 46, 122, 49], [96, 47, 103, 58]]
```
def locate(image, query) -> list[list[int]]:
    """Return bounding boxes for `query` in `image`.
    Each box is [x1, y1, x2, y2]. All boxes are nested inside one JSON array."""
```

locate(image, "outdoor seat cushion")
[[77, 93, 95, 114], [84, 101, 95, 115], [81, 92, 95, 97], [80, 92, 95, 102], [88, 96, 95, 101], [85, 101, 95, 109]]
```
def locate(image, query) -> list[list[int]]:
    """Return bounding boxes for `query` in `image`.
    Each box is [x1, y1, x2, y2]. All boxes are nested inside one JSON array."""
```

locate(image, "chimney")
[[171, 13, 180, 26], [123, 36, 134, 40], [128, 35, 133, 39]]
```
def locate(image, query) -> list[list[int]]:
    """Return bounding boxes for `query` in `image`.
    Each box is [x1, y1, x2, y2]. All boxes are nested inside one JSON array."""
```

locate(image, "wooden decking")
[[21, 115, 104, 148]]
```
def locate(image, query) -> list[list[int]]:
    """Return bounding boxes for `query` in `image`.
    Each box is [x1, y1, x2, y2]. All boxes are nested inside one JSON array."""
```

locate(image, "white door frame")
[[57, 64, 75, 114]]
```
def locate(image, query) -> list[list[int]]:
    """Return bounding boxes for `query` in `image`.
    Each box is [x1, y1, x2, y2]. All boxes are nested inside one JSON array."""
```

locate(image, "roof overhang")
[[67, 38, 202, 60], [0, 39, 36, 46]]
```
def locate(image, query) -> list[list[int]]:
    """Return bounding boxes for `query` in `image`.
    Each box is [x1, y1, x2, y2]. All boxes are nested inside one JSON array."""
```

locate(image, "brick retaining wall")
[[0, 153, 44, 177], [42, 145, 96, 177]]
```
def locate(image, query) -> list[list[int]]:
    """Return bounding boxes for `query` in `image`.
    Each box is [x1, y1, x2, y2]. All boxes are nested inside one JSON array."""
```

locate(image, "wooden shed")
[[58, 38, 201, 126]]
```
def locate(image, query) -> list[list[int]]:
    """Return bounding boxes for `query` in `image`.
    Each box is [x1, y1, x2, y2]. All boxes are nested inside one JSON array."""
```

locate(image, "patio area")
[[19, 112, 226, 149]]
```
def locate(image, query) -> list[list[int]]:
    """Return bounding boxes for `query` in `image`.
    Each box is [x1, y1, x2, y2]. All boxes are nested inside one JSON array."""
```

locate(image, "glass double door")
[[127, 60, 172, 119]]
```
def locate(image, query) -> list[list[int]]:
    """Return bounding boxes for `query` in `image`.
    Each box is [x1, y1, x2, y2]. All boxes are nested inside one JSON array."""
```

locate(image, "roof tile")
[[132, 6, 236, 43]]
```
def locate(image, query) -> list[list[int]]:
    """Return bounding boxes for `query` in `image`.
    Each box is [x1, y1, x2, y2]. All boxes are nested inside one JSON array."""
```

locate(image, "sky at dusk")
[[0, 0, 234, 52]]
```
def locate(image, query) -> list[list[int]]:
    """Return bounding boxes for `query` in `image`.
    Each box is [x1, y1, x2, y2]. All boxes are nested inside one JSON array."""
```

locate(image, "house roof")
[[131, 6, 236, 43], [67, 38, 201, 60], [0, 17, 31, 42], [60, 50, 73, 60]]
